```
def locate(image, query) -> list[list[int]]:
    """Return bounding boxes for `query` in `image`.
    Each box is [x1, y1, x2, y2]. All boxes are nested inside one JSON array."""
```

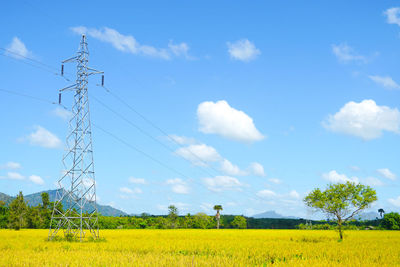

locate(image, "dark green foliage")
[[380, 212, 400, 230], [231, 216, 247, 229], [8, 191, 28, 230]]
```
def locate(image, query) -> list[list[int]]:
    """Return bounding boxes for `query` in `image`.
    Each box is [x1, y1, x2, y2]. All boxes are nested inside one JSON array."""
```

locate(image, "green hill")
[[0, 190, 127, 216]]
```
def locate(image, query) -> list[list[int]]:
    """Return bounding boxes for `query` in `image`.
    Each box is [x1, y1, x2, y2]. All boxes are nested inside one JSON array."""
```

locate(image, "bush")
[[380, 212, 400, 230]]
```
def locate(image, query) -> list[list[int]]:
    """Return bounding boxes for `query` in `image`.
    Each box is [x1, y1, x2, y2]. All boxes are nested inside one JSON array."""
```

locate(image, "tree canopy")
[[304, 182, 377, 239]]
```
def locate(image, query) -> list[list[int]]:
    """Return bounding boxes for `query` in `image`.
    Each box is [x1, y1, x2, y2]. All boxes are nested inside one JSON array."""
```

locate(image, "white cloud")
[[256, 189, 277, 198], [377, 168, 396, 180], [249, 162, 266, 177], [175, 144, 221, 166], [203, 176, 243, 192], [197, 100, 264, 143], [322, 170, 359, 184], [168, 41, 192, 59], [24, 126, 62, 148], [369, 75, 400, 89], [0, 172, 25, 180], [288, 190, 300, 199], [71, 26, 191, 60], [384, 7, 400, 27], [332, 43, 366, 63], [220, 159, 246, 176], [323, 100, 400, 140], [29, 175, 44, 185], [168, 135, 197, 145], [363, 177, 384, 187], [166, 178, 190, 194], [52, 107, 72, 120], [388, 196, 400, 207], [119, 187, 142, 194], [0, 162, 21, 170], [129, 177, 146, 184], [227, 39, 260, 62], [5, 37, 31, 59], [268, 178, 282, 184]]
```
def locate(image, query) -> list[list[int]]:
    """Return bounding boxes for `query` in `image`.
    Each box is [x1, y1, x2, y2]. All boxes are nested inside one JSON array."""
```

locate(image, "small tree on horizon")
[[304, 182, 377, 240], [168, 205, 178, 228], [213, 205, 223, 229], [378, 208, 385, 219], [8, 191, 28, 230]]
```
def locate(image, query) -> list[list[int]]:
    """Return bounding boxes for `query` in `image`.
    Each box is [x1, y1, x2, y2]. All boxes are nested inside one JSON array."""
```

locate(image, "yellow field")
[[0, 229, 399, 266]]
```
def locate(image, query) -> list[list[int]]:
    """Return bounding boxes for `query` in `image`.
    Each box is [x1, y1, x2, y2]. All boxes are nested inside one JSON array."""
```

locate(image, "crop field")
[[0, 229, 399, 266]]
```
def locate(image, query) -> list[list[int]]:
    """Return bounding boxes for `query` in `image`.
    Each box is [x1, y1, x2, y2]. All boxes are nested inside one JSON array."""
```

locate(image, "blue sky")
[[1, 1, 400, 218]]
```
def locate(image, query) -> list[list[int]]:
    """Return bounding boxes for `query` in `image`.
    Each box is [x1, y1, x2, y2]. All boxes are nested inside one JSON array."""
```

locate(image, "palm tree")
[[214, 205, 223, 229], [378, 208, 385, 219]]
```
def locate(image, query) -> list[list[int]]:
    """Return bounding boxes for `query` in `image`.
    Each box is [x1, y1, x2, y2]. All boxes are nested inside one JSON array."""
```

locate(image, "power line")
[[0, 47, 72, 82], [0, 87, 67, 109], [91, 94, 220, 179]]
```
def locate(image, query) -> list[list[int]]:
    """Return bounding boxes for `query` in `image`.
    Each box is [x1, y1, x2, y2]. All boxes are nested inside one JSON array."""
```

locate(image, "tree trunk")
[[338, 219, 343, 240], [216, 211, 220, 229]]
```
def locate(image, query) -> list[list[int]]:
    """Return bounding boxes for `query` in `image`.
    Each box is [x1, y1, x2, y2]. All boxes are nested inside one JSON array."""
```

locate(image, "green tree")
[[41, 192, 50, 209], [168, 205, 178, 228], [231, 215, 247, 229], [304, 182, 377, 240], [8, 191, 28, 230], [193, 213, 213, 229], [378, 208, 385, 219], [214, 205, 223, 229], [380, 212, 400, 230]]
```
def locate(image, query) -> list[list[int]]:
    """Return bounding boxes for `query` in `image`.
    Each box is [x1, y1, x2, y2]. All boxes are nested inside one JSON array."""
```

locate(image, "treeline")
[[1, 192, 399, 230]]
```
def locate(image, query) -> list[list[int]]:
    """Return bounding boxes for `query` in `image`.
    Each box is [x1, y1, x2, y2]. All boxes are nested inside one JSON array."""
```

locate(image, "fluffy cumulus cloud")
[[369, 75, 400, 89], [166, 178, 190, 194], [129, 177, 146, 184], [332, 43, 366, 63], [227, 39, 260, 62], [249, 162, 266, 177], [203, 176, 244, 192], [71, 26, 191, 60], [384, 7, 400, 27], [0, 161, 21, 170], [197, 100, 264, 143], [5, 37, 31, 59], [388, 196, 400, 207], [220, 159, 246, 176], [322, 170, 359, 183], [29, 175, 44, 185], [377, 168, 396, 180], [323, 100, 400, 140], [175, 144, 221, 166], [23, 126, 62, 148]]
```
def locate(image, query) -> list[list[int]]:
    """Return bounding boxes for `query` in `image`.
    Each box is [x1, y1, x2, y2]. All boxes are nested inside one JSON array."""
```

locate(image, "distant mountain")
[[0, 192, 13, 205], [252, 210, 300, 219], [355, 211, 381, 221], [0, 190, 127, 217]]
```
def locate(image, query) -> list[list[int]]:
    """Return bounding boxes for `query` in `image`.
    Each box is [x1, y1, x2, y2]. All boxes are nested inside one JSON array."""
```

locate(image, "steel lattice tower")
[[49, 34, 103, 241]]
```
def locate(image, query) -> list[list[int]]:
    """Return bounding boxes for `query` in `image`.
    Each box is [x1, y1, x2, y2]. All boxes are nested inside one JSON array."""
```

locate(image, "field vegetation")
[[0, 229, 399, 266]]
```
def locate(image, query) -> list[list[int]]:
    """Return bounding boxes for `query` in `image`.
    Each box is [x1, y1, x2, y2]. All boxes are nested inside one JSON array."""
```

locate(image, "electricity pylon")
[[49, 34, 103, 241]]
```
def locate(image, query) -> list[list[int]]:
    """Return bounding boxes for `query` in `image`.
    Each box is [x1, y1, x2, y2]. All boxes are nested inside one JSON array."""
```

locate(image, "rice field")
[[0, 229, 399, 266]]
